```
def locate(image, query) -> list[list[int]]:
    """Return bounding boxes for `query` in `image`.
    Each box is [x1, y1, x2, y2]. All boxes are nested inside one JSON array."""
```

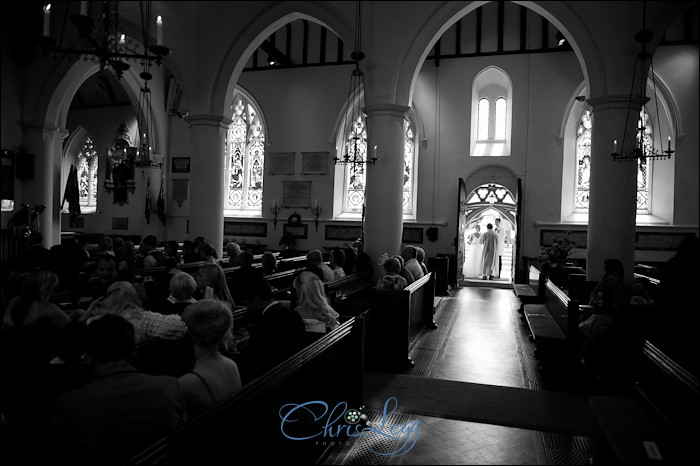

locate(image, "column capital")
[[184, 114, 232, 129], [587, 95, 649, 112], [364, 104, 410, 119], [22, 121, 68, 137]]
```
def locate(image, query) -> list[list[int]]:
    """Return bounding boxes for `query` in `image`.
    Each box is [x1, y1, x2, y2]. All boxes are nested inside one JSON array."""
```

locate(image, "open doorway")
[[457, 179, 517, 285]]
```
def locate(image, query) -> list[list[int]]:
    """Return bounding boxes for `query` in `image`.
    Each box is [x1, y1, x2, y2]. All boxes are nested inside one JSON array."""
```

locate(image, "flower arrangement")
[[538, 233, 576, 266]]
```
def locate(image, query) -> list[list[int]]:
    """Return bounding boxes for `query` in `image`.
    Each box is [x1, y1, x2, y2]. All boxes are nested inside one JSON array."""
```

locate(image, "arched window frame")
[[471, 67, 512, 157], [573, 108, 652, 214], [333, 98, 419, 220], [224, 90, 266, 218]]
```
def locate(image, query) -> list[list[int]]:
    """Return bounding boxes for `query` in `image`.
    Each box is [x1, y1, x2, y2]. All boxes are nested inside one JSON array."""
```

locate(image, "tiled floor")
[[324, 283, 609, 465]]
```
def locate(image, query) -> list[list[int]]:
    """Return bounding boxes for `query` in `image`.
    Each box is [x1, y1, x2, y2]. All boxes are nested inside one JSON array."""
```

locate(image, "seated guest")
[[236, 277, 306, 384], [401, 245, 424, 280], [310, 249, 335, 283], [81, 281, 187, 341], [198, 242, 219, 265], [150, 272, 198, 316], [2, 269, 71, 330], [230, 252, 262, 280], [97, 235, 114, 256], [164, 240, 182, 265], [70, 253, 119, 307], [195, 263, 236, 311], [588, 258, 632, 321], [295, 275, 340, 333], [329, 249, 346, 281], [178, 300, 242, 419], [415, 246, 429, 276], [182, 240, 199, 264], [260, 252, 277, 275], [140, 235, 166, 268], [290, 249, 329, 309], [195, 236, 217, 260], [377, 257, 408, 290], [225, 242, 243, 266], [393, 254, 415, 286], [49, 314, 186, 465], [342, 246, 357, 276], [116, 240, 137, 281], [112, 237, 124, 259], [229, 252, 263, 304], [352, 240, 373, 274]]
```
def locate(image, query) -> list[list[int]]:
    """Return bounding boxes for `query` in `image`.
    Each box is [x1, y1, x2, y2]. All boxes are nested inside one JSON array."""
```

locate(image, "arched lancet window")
[[574, 110, 592, 210], [574, 109, 651, 213], [477, 98, 489, 140], [471, 67, 512, 157], [495, 97, 507, 140], [636, 108, 652, 212], [224, 94, 265, 216], [77, 136, 98, 213], [337, 112, 417, 217]]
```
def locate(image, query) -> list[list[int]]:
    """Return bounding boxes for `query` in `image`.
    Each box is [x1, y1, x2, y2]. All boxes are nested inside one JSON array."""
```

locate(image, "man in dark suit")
[[49, 314, 186, 465], [236, 277, 306, 384]]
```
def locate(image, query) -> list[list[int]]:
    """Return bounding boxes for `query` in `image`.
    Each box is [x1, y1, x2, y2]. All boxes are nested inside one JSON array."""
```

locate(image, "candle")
[[156, 16, 163, 46], [613, 139, 618, 153], [667, 136, 671, 153], [315, 199, 318, 209], [80, 1, 87, 16], [273, 199, 276, 208], [43, 4, 51, 37]]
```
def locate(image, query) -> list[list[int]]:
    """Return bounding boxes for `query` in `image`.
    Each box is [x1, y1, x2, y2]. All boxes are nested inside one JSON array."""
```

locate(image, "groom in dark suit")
[[236, 277, 306, 383]]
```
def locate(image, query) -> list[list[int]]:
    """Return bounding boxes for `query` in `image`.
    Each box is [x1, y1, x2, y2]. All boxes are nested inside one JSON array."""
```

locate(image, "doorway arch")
[[458, 178, 517, 283]]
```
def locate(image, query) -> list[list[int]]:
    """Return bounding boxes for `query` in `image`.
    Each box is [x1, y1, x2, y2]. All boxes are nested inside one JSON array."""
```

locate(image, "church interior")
[[1, 1, 698, 464]]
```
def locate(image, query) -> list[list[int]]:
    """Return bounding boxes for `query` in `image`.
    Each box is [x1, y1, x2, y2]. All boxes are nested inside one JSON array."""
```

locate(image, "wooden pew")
[[324, 271, 374, 317], [589, 340, 698, 464], [513, 264, 546, 313], [522, 278, 580, 363], [366, 272, 437, 372], [126, 315, 366, 465]]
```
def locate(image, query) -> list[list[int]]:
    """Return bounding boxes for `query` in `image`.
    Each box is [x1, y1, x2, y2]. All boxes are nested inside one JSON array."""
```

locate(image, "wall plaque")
[[283, 181, 312, 207]]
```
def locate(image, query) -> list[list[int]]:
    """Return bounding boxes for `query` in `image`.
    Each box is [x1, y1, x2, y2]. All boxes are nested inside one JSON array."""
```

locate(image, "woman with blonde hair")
[[295, 275, 339, 333], [81, 281, 187, 341], [196, 263, 236, 311], [2, 269, 70, 330], [178, 299, 241, 419]]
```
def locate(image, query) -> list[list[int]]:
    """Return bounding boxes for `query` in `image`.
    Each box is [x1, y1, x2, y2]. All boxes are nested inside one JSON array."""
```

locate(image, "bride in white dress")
[[463, 224, 484, 278]]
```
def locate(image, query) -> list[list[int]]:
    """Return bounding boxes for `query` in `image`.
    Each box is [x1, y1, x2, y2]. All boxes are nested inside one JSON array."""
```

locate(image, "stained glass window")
[[575, 108, 651, 212], [225, 96, 265, 214], [341, 114, 416, 215], [77, 136, 98, 213], [575, 110, 592, 210]]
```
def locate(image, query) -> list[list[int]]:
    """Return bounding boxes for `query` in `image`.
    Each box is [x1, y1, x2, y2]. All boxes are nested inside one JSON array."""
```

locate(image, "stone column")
[[22, 123, 67, 247], [363, 104, 409, 279], [586, 95, 644, 281], [185, 114, 231, 258]]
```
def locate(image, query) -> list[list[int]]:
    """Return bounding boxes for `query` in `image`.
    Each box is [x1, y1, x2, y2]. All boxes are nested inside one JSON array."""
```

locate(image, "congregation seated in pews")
[[1, 233, 447, 465]]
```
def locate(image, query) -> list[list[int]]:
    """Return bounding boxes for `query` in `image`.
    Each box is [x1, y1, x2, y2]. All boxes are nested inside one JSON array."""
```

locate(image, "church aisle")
[[325, 284, 610, 465]]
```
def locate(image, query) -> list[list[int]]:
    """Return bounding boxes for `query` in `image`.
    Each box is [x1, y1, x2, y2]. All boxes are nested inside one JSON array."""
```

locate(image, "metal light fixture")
[[333, 1, 377, 169], [134, 76, 163, 170], [40, 1, 169, 80], [611, 1, 673, 162]]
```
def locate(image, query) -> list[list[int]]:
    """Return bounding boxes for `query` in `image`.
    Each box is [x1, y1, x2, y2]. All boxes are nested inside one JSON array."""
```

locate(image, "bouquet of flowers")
[[538, 234, 575, 266]]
